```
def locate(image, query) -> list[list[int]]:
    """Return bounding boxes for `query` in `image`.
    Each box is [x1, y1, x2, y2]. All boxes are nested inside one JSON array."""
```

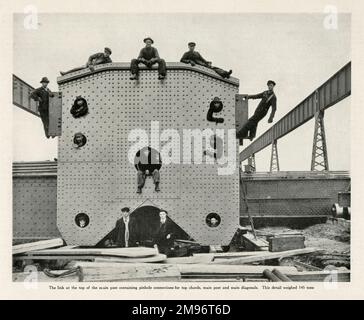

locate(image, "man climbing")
[[30, 77, 54, 138], [130, 37, 166, 80], [180, 42, 232, 79], [237, 80, 277, 141], [109, 207, 139, 248], [135, 147, 162, 193], [60, 47, 112, 76]]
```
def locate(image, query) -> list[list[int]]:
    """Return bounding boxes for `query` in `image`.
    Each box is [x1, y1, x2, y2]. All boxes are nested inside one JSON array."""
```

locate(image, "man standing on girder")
[[59, 47, 112, 76], [130, 37, 167, 80], [30, 77, 54, 138], [237, 80, 277, 140], [180, 42, 232, 79]]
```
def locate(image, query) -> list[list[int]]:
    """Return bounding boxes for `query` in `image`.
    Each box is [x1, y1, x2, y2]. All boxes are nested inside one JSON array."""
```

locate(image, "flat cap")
[[188, 42, 196, 46], [267, 80, 276, 86], [104, 47, 112, 54]]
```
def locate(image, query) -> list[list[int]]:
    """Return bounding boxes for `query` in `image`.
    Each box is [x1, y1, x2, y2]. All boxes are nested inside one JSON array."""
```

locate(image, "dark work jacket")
[[180, 51, 209, 67], [135, 147, 162, 172], [111, 217, 139, 247], [88, 52, 112, 65], [30, 87, 53, 110], [138, 47, 160, 60], [153, 219, 174, 248], [249, 90, 277, 122]]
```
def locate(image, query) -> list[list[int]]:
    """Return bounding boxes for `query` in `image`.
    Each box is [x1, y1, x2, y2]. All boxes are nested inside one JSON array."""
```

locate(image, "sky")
[[13, 13, 351, 171]]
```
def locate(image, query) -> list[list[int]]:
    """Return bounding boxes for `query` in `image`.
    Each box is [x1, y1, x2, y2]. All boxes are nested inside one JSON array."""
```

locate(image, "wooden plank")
[[13, 238, 64, 255], [283, 270, 350, 282], [94, 254, 167, 263], [177, 264, 297, 276], [28, 246, 158, 258], [268, 235, 305, 252], [13, 270, 79, 283], [211, 247, 322, 265], [14, 255, 95, 261], [165, 255, 214, 264], [194, 251, 267, 260], [242, 233, 269, 251], [75, 262, 181, 282]]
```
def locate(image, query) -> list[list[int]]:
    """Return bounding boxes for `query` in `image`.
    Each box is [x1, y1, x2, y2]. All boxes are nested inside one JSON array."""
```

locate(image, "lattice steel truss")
[[270, 140, 280, 172], [311, 110, 329, 171]]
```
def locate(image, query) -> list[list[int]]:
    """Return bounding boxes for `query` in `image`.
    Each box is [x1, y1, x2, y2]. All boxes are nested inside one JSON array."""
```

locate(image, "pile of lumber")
[[14, 242, 166, 264], [12, 238, 350, 282]]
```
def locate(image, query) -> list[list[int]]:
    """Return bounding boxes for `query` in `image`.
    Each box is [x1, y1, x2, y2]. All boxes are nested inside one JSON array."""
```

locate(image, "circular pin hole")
[[73, 132, 87, 148], [70, 96, 88, 118], [75, 213, 89, 229], [206, 213, 221, 228], [134, 146, 162, 172]]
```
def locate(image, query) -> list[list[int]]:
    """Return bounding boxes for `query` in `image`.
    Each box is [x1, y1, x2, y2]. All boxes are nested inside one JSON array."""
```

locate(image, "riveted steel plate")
[[13, 176, 60, 240], [241, 172, 351, 218], [57, 64, 240, 246]]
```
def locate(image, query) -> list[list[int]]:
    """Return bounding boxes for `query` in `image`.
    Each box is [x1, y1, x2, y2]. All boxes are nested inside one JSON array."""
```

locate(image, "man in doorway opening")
[[109, 207, 139, 248], [153, 210, 174, 255]]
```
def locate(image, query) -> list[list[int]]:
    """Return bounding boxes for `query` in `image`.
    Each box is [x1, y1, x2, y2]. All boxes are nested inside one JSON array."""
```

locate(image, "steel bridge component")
[[56, 62, 241, 246], [13, 74, 63, 137], [12, 162, 60, 243], [240, 62, 351, 162], [311, 109, 329, 171], [13, 75, 40, 117], [240, 171, 350, 219], [270, 140, 280, 172], [235, 94, 249, 146]]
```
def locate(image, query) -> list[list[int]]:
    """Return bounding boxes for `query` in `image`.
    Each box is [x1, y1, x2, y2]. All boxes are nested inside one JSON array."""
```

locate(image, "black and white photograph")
[[1, 0, 364, 301]]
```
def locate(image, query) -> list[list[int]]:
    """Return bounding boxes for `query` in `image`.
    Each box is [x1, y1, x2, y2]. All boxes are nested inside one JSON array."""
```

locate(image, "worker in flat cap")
[[180, 42, 232, 79], [30, 77, 54, 138], [60, 47, 112, 76], [237, 80, 277, 141], [130, 37, 167, 80]]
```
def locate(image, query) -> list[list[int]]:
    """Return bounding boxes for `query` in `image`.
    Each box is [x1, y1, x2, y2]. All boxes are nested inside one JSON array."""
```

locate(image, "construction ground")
[[12, 218, 350, 283]]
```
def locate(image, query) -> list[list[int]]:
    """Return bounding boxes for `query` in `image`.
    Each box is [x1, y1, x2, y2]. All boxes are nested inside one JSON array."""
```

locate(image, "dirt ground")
[[257, 221, 350, 254], [256, 220, 350, 269]]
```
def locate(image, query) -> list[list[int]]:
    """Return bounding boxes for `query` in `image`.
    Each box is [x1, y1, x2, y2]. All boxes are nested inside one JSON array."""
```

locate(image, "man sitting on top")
[[60, 47, 112, 76], [130, 37, 167, 80], [180, 42, 232, 79]]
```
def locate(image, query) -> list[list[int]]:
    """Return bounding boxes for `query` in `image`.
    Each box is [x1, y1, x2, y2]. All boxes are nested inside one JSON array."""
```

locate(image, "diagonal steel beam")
[[240, 62, 351, 162]]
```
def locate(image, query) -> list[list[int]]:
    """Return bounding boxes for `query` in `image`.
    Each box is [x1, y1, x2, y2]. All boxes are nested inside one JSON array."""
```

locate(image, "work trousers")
[[130, 59, 166, 76], [211, 66, 230, 78], [237, 118, 259, 140], [39, 107, 49, 138], [137, 169, 160, 188]]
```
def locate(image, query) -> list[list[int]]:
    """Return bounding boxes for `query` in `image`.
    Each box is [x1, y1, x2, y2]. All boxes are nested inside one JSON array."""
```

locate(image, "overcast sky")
[[13, 13, 351, 171]]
